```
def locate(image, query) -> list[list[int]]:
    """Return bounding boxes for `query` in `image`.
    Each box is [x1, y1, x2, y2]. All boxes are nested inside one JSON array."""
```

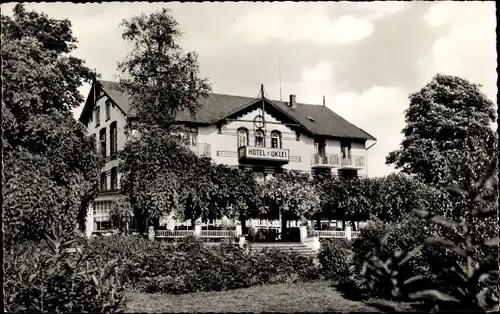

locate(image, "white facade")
[[81, 83, 373, 235]]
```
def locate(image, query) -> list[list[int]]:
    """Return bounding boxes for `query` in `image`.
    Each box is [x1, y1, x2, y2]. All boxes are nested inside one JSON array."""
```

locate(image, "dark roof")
[[89, 80, 376, 141]]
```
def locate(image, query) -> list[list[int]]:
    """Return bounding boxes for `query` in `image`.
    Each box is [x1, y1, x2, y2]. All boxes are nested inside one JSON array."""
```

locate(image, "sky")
[[3, 1, 497, 178]]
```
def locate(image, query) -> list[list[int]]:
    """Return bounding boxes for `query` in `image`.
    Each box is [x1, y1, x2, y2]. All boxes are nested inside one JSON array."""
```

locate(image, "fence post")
[[85, 204, 94, 238], [235, 222, 242, 237], [194, 220, 202, 237], [345, 225, 352, 242], [148, 226, 155, 241], [166, 213, 175, 231], [299, 225, 307, 242]]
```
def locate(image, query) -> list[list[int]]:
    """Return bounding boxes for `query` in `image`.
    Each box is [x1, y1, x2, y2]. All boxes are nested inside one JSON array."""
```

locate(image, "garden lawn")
[[125, 281, 414, 313]]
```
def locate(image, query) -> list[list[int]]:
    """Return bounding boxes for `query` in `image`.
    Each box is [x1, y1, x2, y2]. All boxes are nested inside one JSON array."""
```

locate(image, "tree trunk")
[[281, 216, 287, 241], [351, 221, 357, 231], [241, 217, 247, 235], [342, 220, 346, 230]]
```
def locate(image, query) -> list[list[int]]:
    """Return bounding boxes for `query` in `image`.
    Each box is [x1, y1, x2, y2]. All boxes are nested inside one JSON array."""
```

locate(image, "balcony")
[[238, 146, 289, 165], [340, 155, 365, 170], [311, 153, 340, 168], [189, 143, 211, 158]]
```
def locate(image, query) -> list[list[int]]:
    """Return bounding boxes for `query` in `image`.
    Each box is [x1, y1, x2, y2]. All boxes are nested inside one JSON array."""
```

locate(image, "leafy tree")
[[221, 167, 262, 223], [119, 130, 196, 231], [2, 4, 101, 244], [316, 175, 374, 229], [372, 173, 452, 222], [180, 157, 224, 225], [109, 195, 134, 233], [386, 73, 497, 191], [260, 171, 320, 234], [116, 8, 211, 232], [117, 7, 211, 132], [386, 73, 497, 253]]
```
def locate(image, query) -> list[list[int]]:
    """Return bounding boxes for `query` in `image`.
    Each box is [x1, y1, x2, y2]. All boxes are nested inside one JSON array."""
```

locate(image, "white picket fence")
[[154, 229, 235, 239], [155, 230, 194, 238], [200, 230, 235, 238], [307, 230, 361, 239]]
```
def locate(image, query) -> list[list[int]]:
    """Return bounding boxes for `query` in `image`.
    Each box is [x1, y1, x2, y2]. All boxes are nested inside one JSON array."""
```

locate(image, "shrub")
[[318, 238, 352, 283], [350, 216, 431, 300], [358, 158, 499, 312], [86, 235, 321, 294], [4, 225, 127, 313]]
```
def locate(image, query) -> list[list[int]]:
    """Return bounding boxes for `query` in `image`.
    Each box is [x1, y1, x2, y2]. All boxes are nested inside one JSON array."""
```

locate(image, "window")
[[255, 129, 265, 147], [110, 167, 117, 190], [99, 128, 106, 158], [237, 128, 248, 148], [110, 122, 117, 157], [91, 134, 97, 152], [95, 106, 100, 127], [93, 201, 112, 231], [184, 126, 198, 147], [270, 131, 282, 149], [341, 140, 351, 158], [100, 173, 107, 191], [105, 100, 111, 121]]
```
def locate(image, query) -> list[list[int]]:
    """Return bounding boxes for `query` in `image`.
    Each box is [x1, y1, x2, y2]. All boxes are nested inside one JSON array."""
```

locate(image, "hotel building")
[[79, 80, 376, 233]]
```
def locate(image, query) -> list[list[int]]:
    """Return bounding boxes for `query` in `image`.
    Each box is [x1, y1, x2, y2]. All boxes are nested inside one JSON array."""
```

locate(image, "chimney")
[[289, 94, 297, 109], [323, 95, 325, 106]]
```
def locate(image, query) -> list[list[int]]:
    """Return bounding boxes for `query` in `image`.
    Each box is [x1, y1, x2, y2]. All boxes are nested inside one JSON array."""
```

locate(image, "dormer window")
[[271, 130, 282, 149], [307, 116, 315, 122], [237, 128, 248, 148], [255, 129, 265, 147]]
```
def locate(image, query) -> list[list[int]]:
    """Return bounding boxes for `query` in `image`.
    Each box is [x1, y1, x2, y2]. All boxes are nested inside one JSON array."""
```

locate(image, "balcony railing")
[[311, 153, 340, 168], [340, 155, 365, 169], [189, 143, 211, 158]]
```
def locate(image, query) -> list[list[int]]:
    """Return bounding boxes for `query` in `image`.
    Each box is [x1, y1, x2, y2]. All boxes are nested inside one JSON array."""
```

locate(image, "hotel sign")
[[239, 146, 290, 163]]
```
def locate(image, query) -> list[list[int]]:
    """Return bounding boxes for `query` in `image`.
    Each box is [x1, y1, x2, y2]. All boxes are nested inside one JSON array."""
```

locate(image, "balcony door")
[[315, 142, 326, 157], [341, 140, 351, 159]]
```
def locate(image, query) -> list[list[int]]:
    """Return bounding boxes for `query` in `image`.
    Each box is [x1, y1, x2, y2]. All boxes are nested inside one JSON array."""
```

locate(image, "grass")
[[125, 281, 416, 313]]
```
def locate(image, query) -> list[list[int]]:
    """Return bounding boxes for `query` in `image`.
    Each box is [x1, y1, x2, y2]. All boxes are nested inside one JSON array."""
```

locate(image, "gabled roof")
[[80, 80, 376, 141]]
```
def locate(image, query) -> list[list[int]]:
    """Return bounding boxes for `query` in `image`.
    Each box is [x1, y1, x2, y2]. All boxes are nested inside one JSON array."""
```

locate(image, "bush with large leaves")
[[4, 225, 126, 313]]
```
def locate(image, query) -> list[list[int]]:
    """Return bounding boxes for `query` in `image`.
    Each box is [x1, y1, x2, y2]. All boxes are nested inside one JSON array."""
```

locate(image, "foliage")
[[2, 4, 101, 244], [316, 175, 374, 223], [117, 7, 211, 133], [119, 130, 196, 231], [318, 238, 352, 283], [260, 171, 320, 223], [116, 8, 212, 231], [358, 157, 499, 312], [86, 235, 321, 295], [109, 195, 134, 233], [218, 166, 262, 221], [372, 173, 453, 222], [4, 224, 126, 313], [386, 73, 497, 191]]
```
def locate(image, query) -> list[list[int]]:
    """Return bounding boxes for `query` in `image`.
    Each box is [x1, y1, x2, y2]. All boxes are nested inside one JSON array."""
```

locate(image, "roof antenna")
[[279, 58, 283, 101]]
